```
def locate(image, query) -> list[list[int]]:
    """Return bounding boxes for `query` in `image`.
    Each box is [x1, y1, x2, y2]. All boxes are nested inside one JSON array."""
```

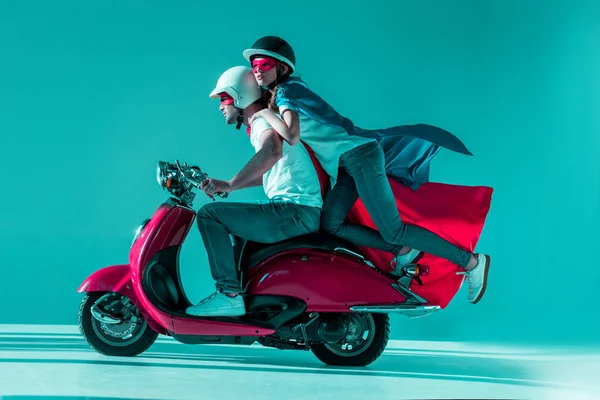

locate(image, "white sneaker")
[[186, 292, 246, 317], [457, 254, 491, 304]]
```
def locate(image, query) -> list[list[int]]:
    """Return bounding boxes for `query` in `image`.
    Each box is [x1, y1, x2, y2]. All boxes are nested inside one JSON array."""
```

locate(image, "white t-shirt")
[[250, 117, 323, 209], [280, 106, 377, 181]]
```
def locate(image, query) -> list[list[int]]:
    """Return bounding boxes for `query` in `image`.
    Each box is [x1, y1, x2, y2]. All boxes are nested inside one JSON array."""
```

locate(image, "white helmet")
[[209, 66, 261, 109]]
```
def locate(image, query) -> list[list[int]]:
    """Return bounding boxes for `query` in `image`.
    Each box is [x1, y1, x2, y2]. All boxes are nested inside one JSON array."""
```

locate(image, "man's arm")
[[228, 128, 283, 191], [230, 175, 263, 190]]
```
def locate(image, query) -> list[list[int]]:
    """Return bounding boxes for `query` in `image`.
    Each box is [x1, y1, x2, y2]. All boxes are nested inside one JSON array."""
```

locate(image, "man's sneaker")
[[457, 254, 491, 304], [390, 248, 424, 271], [186, 292, 246, 317]]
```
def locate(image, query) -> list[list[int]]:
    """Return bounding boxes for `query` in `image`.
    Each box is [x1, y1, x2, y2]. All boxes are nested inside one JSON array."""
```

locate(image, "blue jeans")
[[196, 201, 321, 292], [321, 141, 471, 268]]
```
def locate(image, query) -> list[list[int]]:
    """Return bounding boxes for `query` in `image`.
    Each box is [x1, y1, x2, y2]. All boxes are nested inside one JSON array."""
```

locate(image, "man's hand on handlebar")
[[200, 178, 232, 200]]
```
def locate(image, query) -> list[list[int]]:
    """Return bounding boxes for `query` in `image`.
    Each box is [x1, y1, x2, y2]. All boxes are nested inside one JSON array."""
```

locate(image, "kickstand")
[[292, 312, 319, 351], [300, 324, 310, 351]]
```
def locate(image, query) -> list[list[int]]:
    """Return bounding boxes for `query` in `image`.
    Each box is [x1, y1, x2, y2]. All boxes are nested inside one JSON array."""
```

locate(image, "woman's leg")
[[326, 141, 490, 304], [321, 166, 400, 254], [340, 141, 474, 268]]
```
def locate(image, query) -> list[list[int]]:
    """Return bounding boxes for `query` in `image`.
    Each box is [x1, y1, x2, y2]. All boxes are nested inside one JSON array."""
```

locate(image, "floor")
[[0, 325, 598, 400]]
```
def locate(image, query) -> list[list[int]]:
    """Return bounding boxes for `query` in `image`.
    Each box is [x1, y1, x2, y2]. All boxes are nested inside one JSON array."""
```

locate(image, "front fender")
[[77, 264, 166, 335], [78, 264, 133, 294]]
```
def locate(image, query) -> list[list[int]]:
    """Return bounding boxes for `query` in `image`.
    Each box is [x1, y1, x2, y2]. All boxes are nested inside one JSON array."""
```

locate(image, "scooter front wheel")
[[310, 313, 390, 367], [78, 291, 158, 357]]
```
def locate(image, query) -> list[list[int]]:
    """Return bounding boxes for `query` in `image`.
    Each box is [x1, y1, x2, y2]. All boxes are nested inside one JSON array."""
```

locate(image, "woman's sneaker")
[[391, 248, 424, 271], [457, 254, 491, 304]]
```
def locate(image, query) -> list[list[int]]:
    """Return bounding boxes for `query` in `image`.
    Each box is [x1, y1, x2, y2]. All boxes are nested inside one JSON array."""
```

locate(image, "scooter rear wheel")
[[310, 313, 390, 367], [78, 291, 158, 357]]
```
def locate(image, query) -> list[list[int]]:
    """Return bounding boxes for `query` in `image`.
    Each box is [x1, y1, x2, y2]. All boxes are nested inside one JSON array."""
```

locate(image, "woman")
[[242, 36, 491, 304]]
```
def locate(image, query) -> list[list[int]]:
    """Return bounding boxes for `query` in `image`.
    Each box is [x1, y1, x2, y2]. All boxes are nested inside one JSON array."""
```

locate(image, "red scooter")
[[76, 160, 443, 367]]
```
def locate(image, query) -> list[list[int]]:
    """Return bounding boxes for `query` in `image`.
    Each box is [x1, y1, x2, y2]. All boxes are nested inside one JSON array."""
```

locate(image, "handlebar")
[[175, 160, 229, 200], [159, 160, 228, 200]]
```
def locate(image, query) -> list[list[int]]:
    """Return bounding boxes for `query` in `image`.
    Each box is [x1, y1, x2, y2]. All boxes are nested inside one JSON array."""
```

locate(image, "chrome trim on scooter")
[[333, 247, 365, 262], [349, 304, 441, 319], [90, 293, 123, 324], [166, 197, 195, 212], [130, 218, 151, 249], [90, 304, 122, 324], [391, 283, 429, 305]]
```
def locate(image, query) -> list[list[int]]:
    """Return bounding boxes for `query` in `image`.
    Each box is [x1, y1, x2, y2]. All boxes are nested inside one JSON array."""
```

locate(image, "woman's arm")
[[254, 108, 301, 146]]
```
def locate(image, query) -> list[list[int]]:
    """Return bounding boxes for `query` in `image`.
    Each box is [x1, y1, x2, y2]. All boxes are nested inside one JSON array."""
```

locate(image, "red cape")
[[348, 180, 493, 308], [305, 144, 493, 309]]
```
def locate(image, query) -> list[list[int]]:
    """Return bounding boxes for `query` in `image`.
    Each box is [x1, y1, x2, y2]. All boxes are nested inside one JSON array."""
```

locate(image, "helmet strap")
[[235, 108, 244, 130]]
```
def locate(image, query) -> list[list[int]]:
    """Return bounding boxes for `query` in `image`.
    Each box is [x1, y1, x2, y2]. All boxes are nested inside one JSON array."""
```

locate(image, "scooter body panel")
[[246, 250, 407, 312]]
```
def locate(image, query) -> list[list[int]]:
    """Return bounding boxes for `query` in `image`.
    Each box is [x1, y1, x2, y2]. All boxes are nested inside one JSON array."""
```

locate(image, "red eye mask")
[[219, 92, 251, 137], [219, 93, 234, 105], [252, 56, 278, 73]]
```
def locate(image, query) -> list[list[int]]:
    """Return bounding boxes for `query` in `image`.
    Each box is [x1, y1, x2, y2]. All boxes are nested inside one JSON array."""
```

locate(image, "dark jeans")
[[321, 141, 471, 268], [196, 200, 321, 292]]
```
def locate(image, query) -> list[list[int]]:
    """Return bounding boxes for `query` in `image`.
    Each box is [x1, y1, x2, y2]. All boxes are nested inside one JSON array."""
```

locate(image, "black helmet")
[[243, 36, 296, 73]]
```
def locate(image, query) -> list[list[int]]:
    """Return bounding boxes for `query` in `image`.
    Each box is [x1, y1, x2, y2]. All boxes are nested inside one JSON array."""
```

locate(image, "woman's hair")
[[258, 88, 272, 109], [266, 63, 292, 114]]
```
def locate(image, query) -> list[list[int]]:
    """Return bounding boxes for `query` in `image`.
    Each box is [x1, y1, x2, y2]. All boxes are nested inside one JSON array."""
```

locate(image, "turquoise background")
[[1, 0, 598, 344]]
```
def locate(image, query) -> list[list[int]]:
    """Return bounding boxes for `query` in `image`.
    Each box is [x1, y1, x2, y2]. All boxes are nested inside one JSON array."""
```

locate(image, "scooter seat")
[[240, 231, 362, 270]]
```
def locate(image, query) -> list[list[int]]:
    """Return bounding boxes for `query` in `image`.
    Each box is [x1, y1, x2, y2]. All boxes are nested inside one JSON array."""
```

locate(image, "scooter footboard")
[[78, 264, 166, 334]]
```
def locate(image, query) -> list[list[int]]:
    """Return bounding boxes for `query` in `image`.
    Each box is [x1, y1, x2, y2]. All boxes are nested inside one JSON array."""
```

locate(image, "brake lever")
[[175, 160, 228, 200]]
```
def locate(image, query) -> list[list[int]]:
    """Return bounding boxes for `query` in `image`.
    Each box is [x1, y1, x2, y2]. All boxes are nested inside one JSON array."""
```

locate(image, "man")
[[185, 66, 323, 318]]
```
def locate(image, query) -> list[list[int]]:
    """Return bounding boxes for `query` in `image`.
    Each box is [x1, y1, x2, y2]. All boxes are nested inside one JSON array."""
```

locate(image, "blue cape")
[[275, 76, 473, 190]]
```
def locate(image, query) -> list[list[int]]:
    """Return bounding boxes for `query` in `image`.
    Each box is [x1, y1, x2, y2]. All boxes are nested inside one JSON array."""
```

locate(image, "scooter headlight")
[[156, 161, 170, 188], [156, 161, 180, 190], [131, 218, 151, 249]]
